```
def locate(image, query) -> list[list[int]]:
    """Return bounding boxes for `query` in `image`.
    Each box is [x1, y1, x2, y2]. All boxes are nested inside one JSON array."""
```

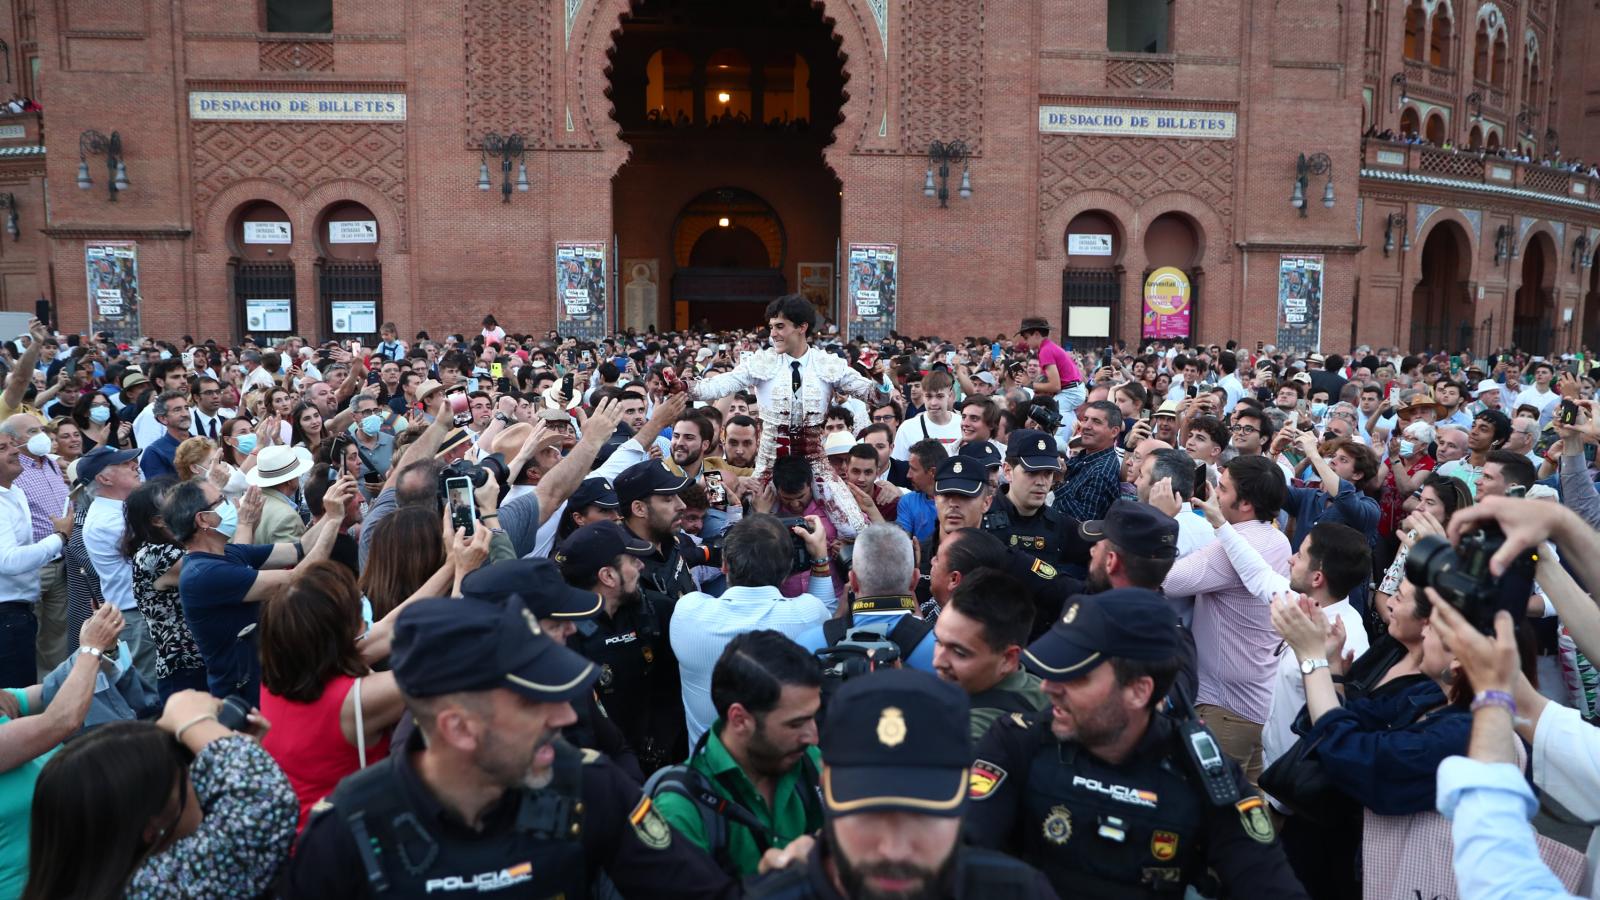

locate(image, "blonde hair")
[[173, 437, 217, 482]]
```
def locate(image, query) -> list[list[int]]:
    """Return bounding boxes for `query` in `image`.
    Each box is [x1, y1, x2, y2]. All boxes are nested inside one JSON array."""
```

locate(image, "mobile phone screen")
[[446, 476, 476, 536]]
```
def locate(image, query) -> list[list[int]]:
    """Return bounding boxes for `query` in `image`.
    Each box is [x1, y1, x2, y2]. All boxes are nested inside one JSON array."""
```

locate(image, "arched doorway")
[[1424, 113, 1445, 146], [230, 200, 298, 340], [1141, 212, 1201, 344], [1513, 231, 1557, 354], [1584, 257, 1600, 352], [1409, 221, 1473, 352], [608, 0, 845, 333], [1061, 211, 1125, 345], [315, 201, 383, 343], [1400, 107, 1421, 138]]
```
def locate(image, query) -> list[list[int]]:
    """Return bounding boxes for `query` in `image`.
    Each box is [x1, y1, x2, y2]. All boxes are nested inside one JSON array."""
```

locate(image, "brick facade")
[[0, 0, 1593, 353]]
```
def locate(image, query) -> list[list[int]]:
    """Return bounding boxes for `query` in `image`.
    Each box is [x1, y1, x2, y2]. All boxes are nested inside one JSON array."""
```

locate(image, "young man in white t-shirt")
[[891, 369, 961, 460], [1513, 360, 1560, 427]]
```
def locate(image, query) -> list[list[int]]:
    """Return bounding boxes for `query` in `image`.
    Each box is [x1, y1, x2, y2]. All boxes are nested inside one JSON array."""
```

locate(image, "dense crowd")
[[1, 301, 1599, 898]]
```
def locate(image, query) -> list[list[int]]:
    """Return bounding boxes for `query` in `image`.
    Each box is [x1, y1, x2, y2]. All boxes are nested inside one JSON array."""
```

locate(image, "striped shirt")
[[1162, 518, 1289, 724]]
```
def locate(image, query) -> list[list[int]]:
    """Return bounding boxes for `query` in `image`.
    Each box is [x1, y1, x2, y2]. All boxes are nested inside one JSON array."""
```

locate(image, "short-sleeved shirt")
[[179, 544, 274, 701], [0, 688, 54, 899], [134, 543, 204, 680], [1037, 338, 1082, 384]]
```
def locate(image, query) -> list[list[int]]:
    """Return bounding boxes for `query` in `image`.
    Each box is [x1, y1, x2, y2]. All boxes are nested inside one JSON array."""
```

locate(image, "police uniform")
[[287, 595, 737, 899], [460, 555, 644, 783], [558, 515, 689, 774], [746, 669, 1059, 899], [984, 430, 1091, 571], [963, 590, 1308, 899]]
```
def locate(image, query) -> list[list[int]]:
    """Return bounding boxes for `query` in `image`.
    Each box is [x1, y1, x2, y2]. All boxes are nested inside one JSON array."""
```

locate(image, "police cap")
[[1023, 589, 1181, 681], [614, 459, 691, 510], [569, 476, 620, 511], [458, 557, 603, 619], [820, 669, 971, 818], [554, 520, 654, 583], [1078, 502, 1179, 559], [933, 455, 986, 496], [391, 595, 598, 702], [1005, 428, 1059, 471], [957, 440, 1002, 470]]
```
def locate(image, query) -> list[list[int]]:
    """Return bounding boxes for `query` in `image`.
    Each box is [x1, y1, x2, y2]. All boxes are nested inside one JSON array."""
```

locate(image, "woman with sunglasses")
[[21, 690, 296, 900]]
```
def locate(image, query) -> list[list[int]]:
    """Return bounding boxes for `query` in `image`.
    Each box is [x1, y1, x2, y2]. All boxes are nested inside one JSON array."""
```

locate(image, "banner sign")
[[1276, 255, 1324, 355], [555, 242, 608, 341], [329, 220, 378, 244], [188, 91, 407, 122], [1141, 266, 1192, 341], [846, 243, 897, 343], [85, 242, 141, 346], [245, 299, 293, 333], [1067, 233, 1113, 256], [331, 300, 378, 335], [243, 221, 291, 244], [1039, 105, 1237, 140]]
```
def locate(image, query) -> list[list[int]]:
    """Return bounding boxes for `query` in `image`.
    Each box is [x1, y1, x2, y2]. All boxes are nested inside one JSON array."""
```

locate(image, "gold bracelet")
[[175, 713, 219, 744]]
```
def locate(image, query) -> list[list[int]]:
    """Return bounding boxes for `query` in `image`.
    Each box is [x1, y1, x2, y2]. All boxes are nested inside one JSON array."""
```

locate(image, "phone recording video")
[[445, 475, 476, 537]]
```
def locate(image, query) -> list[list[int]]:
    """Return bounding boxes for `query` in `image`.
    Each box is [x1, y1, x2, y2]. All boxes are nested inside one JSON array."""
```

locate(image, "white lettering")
[[1071, 775, 1159, 808]]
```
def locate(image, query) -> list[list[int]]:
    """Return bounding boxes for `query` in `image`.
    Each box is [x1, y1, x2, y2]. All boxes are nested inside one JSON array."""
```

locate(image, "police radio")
[[1179, 722, 1238, 807]]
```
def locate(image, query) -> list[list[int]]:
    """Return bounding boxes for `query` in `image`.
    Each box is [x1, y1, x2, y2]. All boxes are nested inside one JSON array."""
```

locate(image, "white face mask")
[[25, 433, 51, 457]]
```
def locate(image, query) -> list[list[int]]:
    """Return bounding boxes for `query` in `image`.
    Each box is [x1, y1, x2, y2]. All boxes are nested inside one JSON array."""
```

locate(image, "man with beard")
[[652, 630, 826, 877], [747, 668, 1058, 899], [561, 480, 692, 774], [962, 590, 1306, 900], [288, 595, 737, 899]]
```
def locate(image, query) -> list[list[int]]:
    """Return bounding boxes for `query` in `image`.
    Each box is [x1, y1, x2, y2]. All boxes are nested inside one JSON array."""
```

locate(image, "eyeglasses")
[[1229, 425, 1260, 435], [871, 414, 897, 423]]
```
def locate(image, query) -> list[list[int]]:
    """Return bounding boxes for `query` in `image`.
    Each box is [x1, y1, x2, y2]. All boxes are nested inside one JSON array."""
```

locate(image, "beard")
[[1085, 564, 1112, 594], [1050, 693, 1131, 748], [745, 722, 805, 779], [829, 823, 954, 900]]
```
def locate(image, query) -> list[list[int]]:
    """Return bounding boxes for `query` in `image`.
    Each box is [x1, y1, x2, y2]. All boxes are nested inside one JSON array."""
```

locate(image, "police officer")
[[962, 590, 1308, 899], [984, 429, 1090, 572], [747, 669, 1059, 898], [287, 595, 737, 899], [614, 459, 702, 600], [460, 555, 644, 782], [958, 439, 1003, 491], [558, 519, 687, 774]]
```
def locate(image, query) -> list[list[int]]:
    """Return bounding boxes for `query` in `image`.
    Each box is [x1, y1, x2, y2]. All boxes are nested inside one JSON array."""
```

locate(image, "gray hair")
[[722, 513, 799, 589], [850, 524, 914, 596], [162, 479, 213, 544], [1402, 421, 1437, 445], [151, 389, 188, 419], [241, 349, 262, 364], [1437, 425, 1469, 444], [1147, 448, 1197, 502]]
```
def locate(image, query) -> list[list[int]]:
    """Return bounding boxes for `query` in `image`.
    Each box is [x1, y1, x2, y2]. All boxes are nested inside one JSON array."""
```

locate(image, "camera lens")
[[1403, 534, 1456, 591]]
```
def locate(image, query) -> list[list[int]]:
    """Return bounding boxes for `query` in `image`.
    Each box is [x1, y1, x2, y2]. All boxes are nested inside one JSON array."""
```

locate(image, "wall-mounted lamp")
[[0, 194, 19, 240], [923, 140, 972, 208], [476, 132, 529, 203], [1494, 224, 1515, 266], [77, 130, 129, 202], [1517, 109, 1538, 143], [1546, 128, 1561, 157], [1290, 152, 1334, 217], [1391, 72, 1409, 110], [1574, 234, 1591, 273], [1465, 92, 1483, 123], [1382, 212, 1410, 257]]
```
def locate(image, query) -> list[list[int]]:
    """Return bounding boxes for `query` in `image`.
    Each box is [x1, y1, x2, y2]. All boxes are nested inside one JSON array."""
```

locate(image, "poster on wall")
[[846, 243, 897, 343], [243, 221, 292, 244], [797, 262, 833, 320], [1141, 266, 1192, 341], [245, 298, 293, 333], [555, 241, 608, 341], [85, 242, 141, 346], [329, 220, 378, 244], [1275, 255, 1324, 355], [331, 300, 378, 335], [1067, 234, 1113, 256]]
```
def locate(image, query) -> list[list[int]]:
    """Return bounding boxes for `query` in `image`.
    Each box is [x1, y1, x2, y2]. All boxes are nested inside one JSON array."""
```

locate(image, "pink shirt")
[[1038, 338, 1083, 383]]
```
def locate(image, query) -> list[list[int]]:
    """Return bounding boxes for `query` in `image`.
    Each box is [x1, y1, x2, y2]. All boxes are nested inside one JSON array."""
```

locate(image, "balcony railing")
[[1362, 138, 1600, 203]]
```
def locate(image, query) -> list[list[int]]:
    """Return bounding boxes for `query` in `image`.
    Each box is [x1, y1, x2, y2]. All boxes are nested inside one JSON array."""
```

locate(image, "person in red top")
[[258, 561, 404, 831], [1018, 316, 1086, 422]]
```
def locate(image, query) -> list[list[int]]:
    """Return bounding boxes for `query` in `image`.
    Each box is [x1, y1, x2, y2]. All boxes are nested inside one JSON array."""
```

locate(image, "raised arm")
[[0, 605, 121, 772], [688, 355, 759, 402], [536, 398, 623, 525], [2, 317, 49, 413]]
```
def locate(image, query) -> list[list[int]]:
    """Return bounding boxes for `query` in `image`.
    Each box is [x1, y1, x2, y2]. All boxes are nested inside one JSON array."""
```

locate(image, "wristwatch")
[[1300, 657, 1330, 675], [493, 412, 512, 424]]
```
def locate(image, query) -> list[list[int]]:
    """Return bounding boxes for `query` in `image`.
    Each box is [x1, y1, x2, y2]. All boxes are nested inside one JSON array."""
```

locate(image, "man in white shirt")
[[78, 446, 158, 685], [239, 349, 278, 393], [0, 425, 72, 689], [670, 512, 835, 746], [1515, 360, 1560, 427]]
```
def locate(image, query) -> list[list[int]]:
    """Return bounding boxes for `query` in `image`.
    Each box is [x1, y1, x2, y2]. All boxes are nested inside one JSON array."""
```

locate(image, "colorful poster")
[[1276, 255, 1324, 355], [555, 241, 608, 341], [85, 242, 141, 346], [1141, 266, 1191, 341], [846, 243, 897, 342], [797, 262, 833, 320]]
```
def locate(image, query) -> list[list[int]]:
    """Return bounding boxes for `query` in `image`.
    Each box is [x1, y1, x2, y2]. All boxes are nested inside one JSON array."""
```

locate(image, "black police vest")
[[1018, 724, 1207, 898], [328, 740, 588, 897], [984, 499, 1066, 564], [745, 846, 1041, 899]]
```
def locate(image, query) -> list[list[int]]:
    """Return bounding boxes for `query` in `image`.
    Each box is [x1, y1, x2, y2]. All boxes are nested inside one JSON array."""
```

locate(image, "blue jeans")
[[0, 603, 39, 690], [158, 667, 210, 705]]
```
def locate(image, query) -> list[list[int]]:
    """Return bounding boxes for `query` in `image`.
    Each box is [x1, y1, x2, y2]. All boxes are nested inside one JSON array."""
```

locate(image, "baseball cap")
[[1023, 589, 1181, 681], [458, 558, 603, 619], [1005, 428, 1058, 470], [1291, 372, 1312, 385], [613, 460, 691, 510], [568, 476, 620, 511], [820, 669, 971, 818], [74, 446, 139, 486], [975, 371, 998, 386], [391, 596, 598, 702], [1078, 502, 1180, 559], [957, 440, 1002, 470], [554, 521, 654, 582], [932, 455, 985, 496]]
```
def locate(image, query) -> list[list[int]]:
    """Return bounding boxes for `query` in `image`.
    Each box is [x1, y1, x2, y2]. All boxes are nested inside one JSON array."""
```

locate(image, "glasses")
[[871, 414, 897, 423], [1229, 425, 1260, 435], [199, 389, 221, 396]]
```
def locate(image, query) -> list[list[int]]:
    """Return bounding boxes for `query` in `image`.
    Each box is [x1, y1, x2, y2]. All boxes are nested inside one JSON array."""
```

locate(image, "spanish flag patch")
[[968, 759, 1008, 800]]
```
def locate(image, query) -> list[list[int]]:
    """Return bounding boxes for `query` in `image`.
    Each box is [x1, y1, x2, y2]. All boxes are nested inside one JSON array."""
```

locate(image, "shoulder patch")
[[968, 759, 1008, 800], [1007, 712, 1031, 728], [629, 796, 673, 850], [1031, 558, 1057, 579], [309, 798, 333, 816], [580, 748, 602, 765], [1235, 796, 1275, 844]]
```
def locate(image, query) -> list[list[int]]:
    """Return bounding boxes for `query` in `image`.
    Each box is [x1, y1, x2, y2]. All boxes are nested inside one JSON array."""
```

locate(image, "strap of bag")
[[354, 676, 367, 768]]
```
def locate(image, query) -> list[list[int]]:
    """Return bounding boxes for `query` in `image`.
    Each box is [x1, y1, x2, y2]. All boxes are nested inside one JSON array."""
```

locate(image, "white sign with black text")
[[329, 220, 379, 244], [243, 222, 292, 244]]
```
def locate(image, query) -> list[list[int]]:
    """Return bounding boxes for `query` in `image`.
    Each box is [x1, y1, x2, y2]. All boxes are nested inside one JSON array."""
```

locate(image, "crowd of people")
[[1366, 125, 1600, 178], [1, 301, 1599, 898]]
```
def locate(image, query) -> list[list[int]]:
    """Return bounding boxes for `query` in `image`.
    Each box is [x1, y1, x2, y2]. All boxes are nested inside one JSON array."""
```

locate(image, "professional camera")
[[1405, 524, 1536, 631], [816, 629, 903, 684], [778, 515, 816, 575], [1027, 402, 1062, 433]]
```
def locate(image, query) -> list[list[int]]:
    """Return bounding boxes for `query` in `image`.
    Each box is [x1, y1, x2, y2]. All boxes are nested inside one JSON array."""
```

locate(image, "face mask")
[[92, 362, 105, 379], [235, 433, 258, 455], [1310, 402, 1328, 418], [89, 405, 112, 424], [212, 500, 238, 538], [25, 433, 51, 457], [390, 416, 408, 435], [159, 350, 171, 360], [1399, 439, 1417, 457], [360, 413, 385, 436]]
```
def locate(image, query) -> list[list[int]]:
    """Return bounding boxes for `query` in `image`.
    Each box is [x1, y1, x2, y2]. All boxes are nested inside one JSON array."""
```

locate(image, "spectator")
[[77, 446, 159, 686], [348, 393, 398, 474], [893, 437, 945, 543], [43, 418, 81, 467], [123, 477, 210, 701], [891, 369, 960, 460], [1477, 448, 1537, 499], [793, 523, 935, 671], [131, 361, 192, 449], [188, 377, 230, 441], [1283, 435, 1380, 554], [3, 412, 72, 678], [1051, 400, 1122, 523], [671, 513, 834, 746], [138, 390, 192, 480], [259, 561, 403, 832], [652, 630, 824, 877], [74, 391, 131, 453], [1436, 409, 1511, 497], [288, 400, 328, 461], [761, 454, 843, 599], [1137, 447, 1216, 558], [358, 505, 447, 620], [931, 567, 1046, 741], [22, 690, 298, 900]]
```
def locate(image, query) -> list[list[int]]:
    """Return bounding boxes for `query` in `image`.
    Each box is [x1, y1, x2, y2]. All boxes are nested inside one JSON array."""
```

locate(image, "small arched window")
[[1404, 0, 1427, 60], [1428, 4, 1452, 68]]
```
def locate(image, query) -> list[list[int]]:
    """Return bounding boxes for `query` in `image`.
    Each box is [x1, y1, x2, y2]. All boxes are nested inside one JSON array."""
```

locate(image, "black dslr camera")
[[816, 628, 903, 682], [778, 516, 816, 575], [1405, 524, 1536, 631], [1027, 402, 1062, 433]]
